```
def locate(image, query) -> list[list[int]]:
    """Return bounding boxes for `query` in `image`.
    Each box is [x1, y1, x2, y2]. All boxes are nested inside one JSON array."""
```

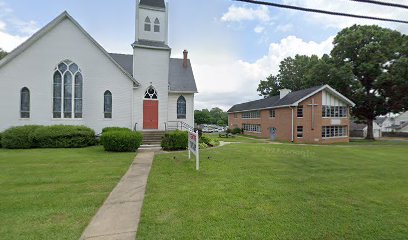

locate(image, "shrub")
[[102, 127, 131, 133], [33, 125, 96, 148], [101, 131, 143, 152], [232, 128, 242, 135], [161, 130, 188, 151], [199, 142, 208, 149], [200, 135, 220, 147], [2, 125, 43, 149], [0, 132, 2, 148]]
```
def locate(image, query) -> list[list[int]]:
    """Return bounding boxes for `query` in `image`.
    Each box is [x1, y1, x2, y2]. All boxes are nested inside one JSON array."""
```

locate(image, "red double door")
[[143, 100, 159, 129]]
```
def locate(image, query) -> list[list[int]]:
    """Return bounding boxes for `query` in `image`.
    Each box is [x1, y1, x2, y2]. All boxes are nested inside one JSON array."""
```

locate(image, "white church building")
[[0, 0, 197, 133]]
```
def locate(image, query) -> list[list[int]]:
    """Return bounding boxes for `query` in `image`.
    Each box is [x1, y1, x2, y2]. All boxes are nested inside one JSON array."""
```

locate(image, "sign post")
[[188, 130, 200, 171]]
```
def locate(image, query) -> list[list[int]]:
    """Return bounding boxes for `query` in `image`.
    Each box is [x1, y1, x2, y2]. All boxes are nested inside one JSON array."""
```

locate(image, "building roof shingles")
[[139, 0, 166, 9], [228, 85, 323, 112], [109, 53, 197, 93]]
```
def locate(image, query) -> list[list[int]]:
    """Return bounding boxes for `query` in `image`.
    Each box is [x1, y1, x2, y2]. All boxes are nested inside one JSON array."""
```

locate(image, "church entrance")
[[143, 86, 159, 130]]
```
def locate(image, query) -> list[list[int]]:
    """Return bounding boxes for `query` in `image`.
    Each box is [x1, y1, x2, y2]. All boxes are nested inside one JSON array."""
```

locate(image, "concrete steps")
[[142, 131, 165, 146]]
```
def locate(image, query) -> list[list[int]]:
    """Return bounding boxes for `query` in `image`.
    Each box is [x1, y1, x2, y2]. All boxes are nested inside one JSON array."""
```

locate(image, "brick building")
[[227, 85, 355, 144]]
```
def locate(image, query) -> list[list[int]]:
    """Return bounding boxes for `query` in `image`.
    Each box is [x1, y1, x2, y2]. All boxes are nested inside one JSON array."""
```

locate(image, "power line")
[[350, 0, 408, 10], [234, 0, 408, 24]]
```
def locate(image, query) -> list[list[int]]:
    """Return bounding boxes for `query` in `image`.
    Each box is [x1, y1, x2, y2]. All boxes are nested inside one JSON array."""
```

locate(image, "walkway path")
[[80, 150, 155, 240]]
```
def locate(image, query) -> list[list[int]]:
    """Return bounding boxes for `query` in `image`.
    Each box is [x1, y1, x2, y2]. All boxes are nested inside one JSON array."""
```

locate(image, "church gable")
[[0, 11, 139, 86]]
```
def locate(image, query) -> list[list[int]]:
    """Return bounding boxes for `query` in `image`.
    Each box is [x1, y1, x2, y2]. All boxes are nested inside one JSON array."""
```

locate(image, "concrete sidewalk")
[[80, 151, 155, 240]]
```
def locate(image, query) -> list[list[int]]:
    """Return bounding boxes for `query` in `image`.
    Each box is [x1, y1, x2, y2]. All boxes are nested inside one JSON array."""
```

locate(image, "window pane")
[[58, 63, 67, 73], [69, 63, 79, 73], [144, 24, 151, 31], [64, 73, 72, 117], [154, 25, 160, 32], [104, 91, 112, 118]]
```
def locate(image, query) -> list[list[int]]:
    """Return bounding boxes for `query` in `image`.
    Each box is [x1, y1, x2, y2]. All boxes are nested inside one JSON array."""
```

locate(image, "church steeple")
[[135, 0, 168, 46]]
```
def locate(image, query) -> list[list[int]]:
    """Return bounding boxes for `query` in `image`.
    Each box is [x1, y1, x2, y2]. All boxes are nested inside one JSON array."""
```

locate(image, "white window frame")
[[297, 126, 303, 138], [243, 124, 262, 133], [322, 126, 348, 138], [242, 111, 261, 119], [322, 106, 348, 118], [53, 60, 83, 119], [269, 109, 276, 118]]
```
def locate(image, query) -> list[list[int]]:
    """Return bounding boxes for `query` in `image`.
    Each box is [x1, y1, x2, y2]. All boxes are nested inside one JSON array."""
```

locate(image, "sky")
[[1, 0, 408, 110]]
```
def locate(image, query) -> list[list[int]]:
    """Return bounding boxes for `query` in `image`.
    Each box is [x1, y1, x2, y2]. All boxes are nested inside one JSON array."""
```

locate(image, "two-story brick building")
[[228, 85, 355, 144]]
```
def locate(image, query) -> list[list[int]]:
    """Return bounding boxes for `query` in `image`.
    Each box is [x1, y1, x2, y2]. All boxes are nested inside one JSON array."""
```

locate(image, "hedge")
[[33, 125, 96, 148], [161, 130, 188, 151], [1, 125, 43, 149], [101, 131, 143, 152], [102, 127, 131, 133]]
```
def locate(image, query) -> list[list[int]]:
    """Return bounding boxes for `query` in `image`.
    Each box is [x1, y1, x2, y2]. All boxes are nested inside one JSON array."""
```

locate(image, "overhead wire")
[[234, 0, 408, 24]]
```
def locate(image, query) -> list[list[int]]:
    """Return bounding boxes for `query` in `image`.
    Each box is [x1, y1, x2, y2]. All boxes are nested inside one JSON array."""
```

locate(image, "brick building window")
[[322, 106, 348, 118], [297, 106, 304, 118], [322, 126, 348, 138], [297, 126, 303, 138], [234, 113, 238, 118], [242, 111, 260, 119], [243, 124, 261, 133], [269, 110, 276, 118]]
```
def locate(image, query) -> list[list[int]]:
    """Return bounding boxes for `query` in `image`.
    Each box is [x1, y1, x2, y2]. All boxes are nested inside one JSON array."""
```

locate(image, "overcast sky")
[[1, 0, 408, 110]]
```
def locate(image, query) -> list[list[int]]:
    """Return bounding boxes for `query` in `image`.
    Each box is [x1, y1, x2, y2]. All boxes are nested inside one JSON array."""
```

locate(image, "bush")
[[0, 132, 2, 148], [33, 125, 96, 148], [199, 142, 208, 149], [101, 131, 143, 152], [102, 127, 131, 133], [161, 130, 188, 151], [2, 125, 43, 149], [232, 128, 242, 135], [200, 135, 220, 147]]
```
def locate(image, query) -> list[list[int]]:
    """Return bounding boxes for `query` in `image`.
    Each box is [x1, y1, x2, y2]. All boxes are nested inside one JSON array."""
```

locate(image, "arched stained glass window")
[[144, 16, 151, 31], [104, 91, 112, 119], [177, 96, 186, 119], [154, 18, 160, 32], [20, 87, 30, 118], [144, 86, 158, 99], [53, 60, 82, 119]]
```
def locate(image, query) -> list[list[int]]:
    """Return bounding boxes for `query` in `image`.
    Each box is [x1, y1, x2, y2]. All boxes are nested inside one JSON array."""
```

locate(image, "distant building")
[[350, 121, 382, 139], [228, 85, 355, 144], [377, 112, 408, 133]]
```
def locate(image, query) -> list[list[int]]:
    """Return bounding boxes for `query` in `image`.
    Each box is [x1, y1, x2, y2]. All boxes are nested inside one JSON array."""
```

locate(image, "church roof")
[[139, 0, 166, 9], [228, 85, 355, 112], [169, 59, 198, 93], [0, 11, 140, 86], [132, 40, 170, 50], [109, 54, 198, 93]]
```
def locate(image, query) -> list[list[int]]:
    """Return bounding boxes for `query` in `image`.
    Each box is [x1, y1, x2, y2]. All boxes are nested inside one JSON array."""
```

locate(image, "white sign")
[[188, 130, 200, 171], [331, 119, 341, 125]]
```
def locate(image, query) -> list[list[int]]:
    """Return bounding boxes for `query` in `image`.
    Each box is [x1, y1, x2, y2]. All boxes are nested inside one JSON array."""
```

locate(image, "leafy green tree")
[[0, 48, 7, 60], [331, 25, 406, 139], [194, 108, 228, 126], [194, 109, 211, 125], [257, 54, 354, 99]]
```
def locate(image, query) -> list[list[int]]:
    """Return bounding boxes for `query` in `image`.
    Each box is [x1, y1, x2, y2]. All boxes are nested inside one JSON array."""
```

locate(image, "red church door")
[[143, 100, 158, 129]]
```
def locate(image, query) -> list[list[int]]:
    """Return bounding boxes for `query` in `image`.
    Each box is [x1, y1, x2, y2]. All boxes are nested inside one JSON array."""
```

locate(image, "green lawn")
[[0, 147, 135, 240], [137, 143, 408, 239], [205, 134, 266, 143]]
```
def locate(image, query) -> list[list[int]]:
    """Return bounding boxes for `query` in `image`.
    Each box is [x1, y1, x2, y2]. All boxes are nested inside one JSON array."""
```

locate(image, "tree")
[[194, 108, 228, 126], [0, 48, 7, 60], [331, 25, 407, 139], [257, 54, 354, 98]]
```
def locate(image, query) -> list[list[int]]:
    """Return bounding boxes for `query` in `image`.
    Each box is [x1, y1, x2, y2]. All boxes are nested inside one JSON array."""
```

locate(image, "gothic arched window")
[[144, 17, 151, 32], [154, 18, 160, 32], [53, 60, 82, 118], [104, 91, 112, 119], [177, 96, 186, 119], [20, 87, 30, 118], [144, 86, 158, 99]]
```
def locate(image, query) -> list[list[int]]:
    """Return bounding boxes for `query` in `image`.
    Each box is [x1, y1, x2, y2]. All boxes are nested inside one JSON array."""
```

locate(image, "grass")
[[205, 134, 265, 143], [0, 146, 135, 240], [137, 143, 408, 239]]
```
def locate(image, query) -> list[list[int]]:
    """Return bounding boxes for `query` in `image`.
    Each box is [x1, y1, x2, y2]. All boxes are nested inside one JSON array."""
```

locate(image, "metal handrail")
[[166, 121, 194, 132]]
